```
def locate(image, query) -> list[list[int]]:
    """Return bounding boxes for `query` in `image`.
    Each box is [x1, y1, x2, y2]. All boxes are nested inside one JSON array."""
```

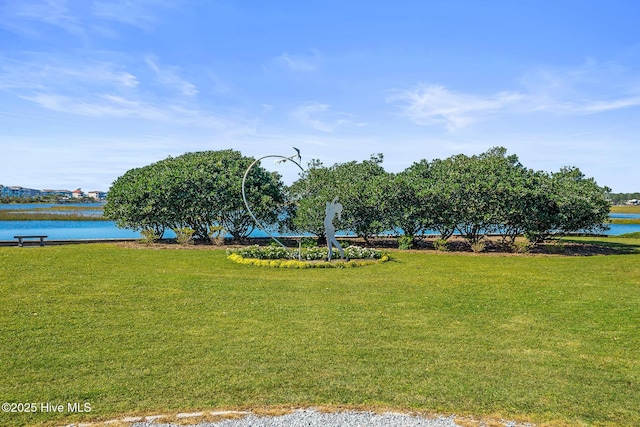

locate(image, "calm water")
[[0, 203, 104, 210], [1, 204, 639, 240]]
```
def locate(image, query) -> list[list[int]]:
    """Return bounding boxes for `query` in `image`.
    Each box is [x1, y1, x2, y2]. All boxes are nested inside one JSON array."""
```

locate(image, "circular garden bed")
[[226, 245, 390, 268]]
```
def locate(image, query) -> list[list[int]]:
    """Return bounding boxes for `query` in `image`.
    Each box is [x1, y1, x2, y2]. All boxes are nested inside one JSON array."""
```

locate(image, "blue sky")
[[1, 0, 639, 192]]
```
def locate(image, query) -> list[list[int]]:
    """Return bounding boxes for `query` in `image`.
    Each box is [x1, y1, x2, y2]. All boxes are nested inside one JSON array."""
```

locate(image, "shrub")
[[226, 245, 386, 261], [397, 235, 414, 250], [545, 241, 566, 254], [226, 252, 390, 268], [173, 227, 195, 245], [433, 238, 449, 252], [344, 246, 385, 259], [208, 225, 226, 246], [300, 237, 318, 248], [337, 240, 351, 248], [139, 228, 160, 244], [227, 245, 291, 259], [512, 240, 534, 253], [471, 241, 486, 253]]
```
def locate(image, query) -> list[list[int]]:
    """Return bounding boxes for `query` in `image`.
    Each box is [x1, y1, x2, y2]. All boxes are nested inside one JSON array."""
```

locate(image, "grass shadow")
[[560, 237, 640, 256]]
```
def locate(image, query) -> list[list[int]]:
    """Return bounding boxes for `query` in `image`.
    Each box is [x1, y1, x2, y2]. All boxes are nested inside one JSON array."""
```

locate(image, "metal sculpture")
[[324, 197, 345, 261], [241, 148, 303, 248]]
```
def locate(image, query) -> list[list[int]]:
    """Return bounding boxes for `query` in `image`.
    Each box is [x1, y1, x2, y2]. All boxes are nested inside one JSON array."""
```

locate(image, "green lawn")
[[1, 240, 639, 426]]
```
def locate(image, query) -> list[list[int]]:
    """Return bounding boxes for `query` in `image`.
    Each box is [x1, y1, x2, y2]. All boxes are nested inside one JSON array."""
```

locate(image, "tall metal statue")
[[324, 197, 345, 261]]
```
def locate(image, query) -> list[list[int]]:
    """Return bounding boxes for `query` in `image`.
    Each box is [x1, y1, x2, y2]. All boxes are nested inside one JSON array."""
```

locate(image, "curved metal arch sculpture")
[[241, 148, 303, 248]]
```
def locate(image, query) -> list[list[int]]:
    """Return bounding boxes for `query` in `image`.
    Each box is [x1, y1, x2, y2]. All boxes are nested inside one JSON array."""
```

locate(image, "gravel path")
[[132, 408, 526, 427]]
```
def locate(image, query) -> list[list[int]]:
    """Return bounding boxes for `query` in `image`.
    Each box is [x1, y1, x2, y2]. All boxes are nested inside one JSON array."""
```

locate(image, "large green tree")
[[523, 167, 611, 243], [287, 155, 388, 242], [394, 147, 610, 249], [105, 150, 284, 241]]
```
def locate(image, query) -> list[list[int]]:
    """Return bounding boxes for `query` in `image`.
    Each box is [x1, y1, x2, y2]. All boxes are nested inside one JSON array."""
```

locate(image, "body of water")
[[1, 204, 639, 240], [0, 203, 105, 210]]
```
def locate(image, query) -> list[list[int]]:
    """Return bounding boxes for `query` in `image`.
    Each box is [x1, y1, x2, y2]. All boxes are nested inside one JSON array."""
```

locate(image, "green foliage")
[[227, 253, 389, 268], [397, 235, 414, 250], [208, 225, 226, 245], [287, 155, 388, 242], [105, 147, 611, 246], [173, 227, 195, 245], [544, 241, 566, 254], [226, 245, 386, 261], [433, 238, 449, 251], [383, 163, 436, 240], [300, 237, 318, 248], [392, 147, 611, 247], [524, 167, 611, 243], [607, 192, 640, 204], [228, 245, 291, 259], [470, 241, 486, 253], [104, 150, 284, 241], [512, 239, 534, 253], [337, 239, 351, 248], [139, 228, 160, 244]]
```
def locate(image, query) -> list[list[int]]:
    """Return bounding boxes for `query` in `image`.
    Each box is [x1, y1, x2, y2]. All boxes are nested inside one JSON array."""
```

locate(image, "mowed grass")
[[1, 240, 639, 426]]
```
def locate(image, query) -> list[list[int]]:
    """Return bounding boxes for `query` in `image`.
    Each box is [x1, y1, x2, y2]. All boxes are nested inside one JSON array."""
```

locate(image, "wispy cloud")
[[390, 85, 524, 130], [290, 102, 351, 132], [0, 54, 242, 130], [0, 0, 177, 39], [572, 96, 640, 113], [521, 60, 640, 115], [392, 60, 640, 130], [21, 92, 234, 129], [0, 56, 138, 91], [0, 0, 87, 38], [145, 57, 198, 97], [92, 0, 178, 30], [273, 51, 321, 73]]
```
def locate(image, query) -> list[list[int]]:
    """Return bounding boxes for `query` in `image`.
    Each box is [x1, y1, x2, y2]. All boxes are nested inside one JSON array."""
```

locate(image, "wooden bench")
[[14, 235, 48, 247]]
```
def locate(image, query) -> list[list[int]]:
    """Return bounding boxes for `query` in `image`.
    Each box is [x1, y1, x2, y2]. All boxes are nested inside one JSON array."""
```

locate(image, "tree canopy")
[[104, 150, 283, 241], [105, 147, 612, 248]]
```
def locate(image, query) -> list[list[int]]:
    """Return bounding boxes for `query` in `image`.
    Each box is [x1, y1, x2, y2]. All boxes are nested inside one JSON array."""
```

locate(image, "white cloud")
[[145, 57, 198, 97], [0, 57, 138, 91], [0, 53, 254, 134], [273, 51, 320, 73], [390, 85, 524, 130], [392, 60, 640, 131], [519, 60, 640, 115], [0, 0, 88, 38], [574, 96, 640, 113], [21, 92, 232, 128], [290, 102, 351, 132], [0, 0, 178, 40], [92, 0, 163, 30]]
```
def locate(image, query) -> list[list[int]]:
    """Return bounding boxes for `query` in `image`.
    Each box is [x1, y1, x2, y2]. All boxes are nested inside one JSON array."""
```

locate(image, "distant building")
[[41, 189, 73, 198], [71, 188, 85, 199], [0, 185, 41, 198], [626, 199, 639, 205], [87, 190, 107, 200]]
